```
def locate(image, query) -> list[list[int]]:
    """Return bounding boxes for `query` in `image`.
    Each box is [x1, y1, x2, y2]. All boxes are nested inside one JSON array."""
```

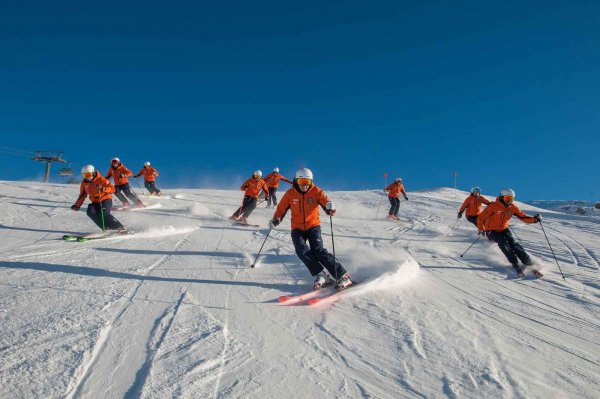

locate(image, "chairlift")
[[59, 167, 75, 176]]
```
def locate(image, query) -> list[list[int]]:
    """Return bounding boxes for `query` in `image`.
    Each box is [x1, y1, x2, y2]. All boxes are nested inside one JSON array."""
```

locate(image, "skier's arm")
[[273, 192, 291, 221], [152, 168, 159, 177], [122, 167, 133, 177], [100, 177, 116, 194], [134, 168, 143, 178], [512, 206, 536, 224], [282, 176, 292, 184], [459, 197, 471, 213], [240, 178, 250, 191], [104, 168, 113, 180], [477, 206, 492, 230], [74, 183, 87, 208], [481, 196, 491, 205], [401, 186, 408, 200]]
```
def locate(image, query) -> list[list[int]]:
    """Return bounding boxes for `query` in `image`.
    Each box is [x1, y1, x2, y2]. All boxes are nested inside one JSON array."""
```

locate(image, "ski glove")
[[264, 196, 270, 202], [534, 214, 542, 222], [457, 212, 463, 219], [325, 202, 336, 216], [269, 218, 280, 229], [478, 230, 485, 236], [71, 205, 80, 211], [404, 197, 409, 201]]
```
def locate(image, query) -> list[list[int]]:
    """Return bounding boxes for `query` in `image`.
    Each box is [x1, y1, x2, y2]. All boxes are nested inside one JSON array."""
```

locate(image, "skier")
[[134, 161, 161, 196], [70, 165, 126, 231], [229, 170, 269, 224], [269, 167, 353, 290], [384, 177, 409, 220], [458, 186, 490, 226], [477, 188, 542, 276], [105, 157, 144, 209], [263, 167, 292, 208]]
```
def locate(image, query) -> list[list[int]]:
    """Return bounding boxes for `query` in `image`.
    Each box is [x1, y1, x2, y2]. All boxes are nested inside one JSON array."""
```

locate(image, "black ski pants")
[[486, 229, 532, 266], [115, 183, 143, 206], [87, 199, 124, 230], [388, 197, 400, 216], [233, 196, 257, 218], [144, 181, 161, 195], [291, 226, 346, 278], [267, 187, 278, 206], [466, 215, 478, 226]]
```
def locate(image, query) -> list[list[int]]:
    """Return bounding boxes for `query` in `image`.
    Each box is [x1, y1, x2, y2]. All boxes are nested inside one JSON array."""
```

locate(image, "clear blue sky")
[[1, 1, 598, 200]]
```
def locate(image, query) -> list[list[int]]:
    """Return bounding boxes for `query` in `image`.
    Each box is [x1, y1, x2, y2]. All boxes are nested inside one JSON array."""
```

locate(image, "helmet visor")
[[297, 178, 312, 186], [503, 195, 515, 203]]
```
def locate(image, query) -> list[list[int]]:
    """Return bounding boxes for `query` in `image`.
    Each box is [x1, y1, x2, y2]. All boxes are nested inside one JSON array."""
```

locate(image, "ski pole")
[[539, 221, 566, 281], [330, 214, 338, 280], [250, 228, 272, 268], [134, 180, 145, 196], [447, 218, 460, 236], [375, 190, 385, 218], [509, 226, 522, 242], [460, 234, 481, 257], [98, 189, 106, 232]]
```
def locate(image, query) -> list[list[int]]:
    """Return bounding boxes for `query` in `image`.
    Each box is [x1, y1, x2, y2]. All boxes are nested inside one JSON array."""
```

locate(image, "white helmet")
[[273, 167, 280, 173], [395, 177, 402, 182], [81, 165, 95, 178], [295, 167, 313, 180], [144, 161, 151, 167], [500, 188, 515, 197], [253, 170, 262, 178], [111, 157, 120, 163], [471, 186, 481, 194]]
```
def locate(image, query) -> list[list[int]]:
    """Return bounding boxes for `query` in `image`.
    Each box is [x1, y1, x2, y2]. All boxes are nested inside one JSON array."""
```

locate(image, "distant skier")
[[477, 188, 542, 276], [229, 170, 269, 224], [70, 165, 126, 231], [263, 167, 292, 208], [105, 157, 144, 209], [458, 186, 490, 226], [384, 177, 409, 220], [134, 161, 161, 196], [269, 168, 353, 290]]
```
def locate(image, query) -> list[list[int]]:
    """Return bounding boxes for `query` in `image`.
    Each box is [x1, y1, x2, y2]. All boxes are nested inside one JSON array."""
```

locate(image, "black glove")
[[71, 205, 80, 211], [478, 230, 485, 236], [269, 218, 280, 229], [534, 214, 542, 222], [457, 212, 463, 219], [264, 196, 269, 202], [404, 197, 409, 201]]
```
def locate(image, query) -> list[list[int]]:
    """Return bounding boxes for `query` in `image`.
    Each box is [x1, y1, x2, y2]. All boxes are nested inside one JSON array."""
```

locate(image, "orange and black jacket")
[[273, 182, 331, 231], [385, 182, 408, 199], [105, 164, 133, 186], [263, 172, 292, 189], [477, 197, 537, 232], [134, 166, 159, 182], [459, 194, 491, 217], [240, 177, 269, 199], [74, 173, 115, 207]]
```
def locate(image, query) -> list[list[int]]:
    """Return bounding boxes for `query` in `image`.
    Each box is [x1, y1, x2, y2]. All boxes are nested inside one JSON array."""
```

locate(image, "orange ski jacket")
[[240, 177, 269, 199], [477, 197, 537, 232], [263, 172, 292, 189], [273, 183, 331, 231], [459, 194, 491, 217], [74, 173, 115, 207], [135, 166, 158, 182], [385, 182, 408, 199], [105, 164, 133, 186]]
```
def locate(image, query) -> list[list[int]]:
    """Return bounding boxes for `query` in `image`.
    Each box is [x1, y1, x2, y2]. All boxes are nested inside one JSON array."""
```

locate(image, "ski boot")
[[335, 274, 354, 290], [313, 273, 334, 290], [512, 263, 525, 278]]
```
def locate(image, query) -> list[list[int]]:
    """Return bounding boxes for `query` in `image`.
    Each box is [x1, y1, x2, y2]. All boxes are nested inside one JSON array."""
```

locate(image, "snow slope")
[[0, 181, 599, 399]]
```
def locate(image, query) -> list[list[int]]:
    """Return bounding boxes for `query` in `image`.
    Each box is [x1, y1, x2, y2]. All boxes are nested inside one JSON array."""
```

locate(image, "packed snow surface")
[[0, 182, 599, 398]]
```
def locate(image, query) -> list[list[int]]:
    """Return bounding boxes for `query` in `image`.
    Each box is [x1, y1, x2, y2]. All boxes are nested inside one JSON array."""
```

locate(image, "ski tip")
[[277, 296, 291, 303], [77, 237, 89, 242], [307, 298, 321, 306]]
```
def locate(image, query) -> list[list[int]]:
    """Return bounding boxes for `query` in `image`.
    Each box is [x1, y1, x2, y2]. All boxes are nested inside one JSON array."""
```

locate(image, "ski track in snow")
[[0, 182, 599, 398]]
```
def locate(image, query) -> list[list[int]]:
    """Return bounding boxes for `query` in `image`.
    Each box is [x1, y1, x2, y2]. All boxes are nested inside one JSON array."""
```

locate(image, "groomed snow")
[[0, 181, 598, 398]]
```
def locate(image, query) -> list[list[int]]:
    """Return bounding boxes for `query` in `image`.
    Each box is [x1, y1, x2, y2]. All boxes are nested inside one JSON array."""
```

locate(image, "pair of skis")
[[278, 281, 358, 306], [63, 229, 134, 242]]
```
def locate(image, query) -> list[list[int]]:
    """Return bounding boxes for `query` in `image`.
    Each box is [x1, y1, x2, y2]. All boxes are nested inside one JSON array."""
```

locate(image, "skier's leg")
[[144, 181, 153, 194], [388, 197, 395, 216], [466, 215, 478, 226], [505, 229, 533, 265], [114, 185, 130, 207], [306, 226, 347, 278], [122, 183, 143, 206], [242, 197, 257, 217], [487, 230, 519, 265], [393, 197, 400, 217], [291, 229, 324, 275], [86, 203, 104, 229], [100, 199, 124, 230], [269, 187, 277, 206]]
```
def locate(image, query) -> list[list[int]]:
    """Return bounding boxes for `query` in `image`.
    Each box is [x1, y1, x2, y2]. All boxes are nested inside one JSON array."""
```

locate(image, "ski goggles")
[[296, 178, 312, 186], [82, 172, 94, 179], [253, 174, 261, 179], [502, 195, 515, 203]]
